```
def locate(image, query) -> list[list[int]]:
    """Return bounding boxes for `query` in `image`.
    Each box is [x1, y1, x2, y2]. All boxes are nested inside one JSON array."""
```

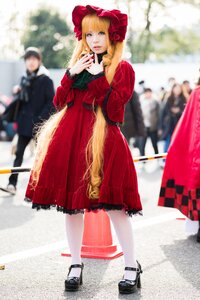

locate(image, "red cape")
[[158, 87, 200, 220]]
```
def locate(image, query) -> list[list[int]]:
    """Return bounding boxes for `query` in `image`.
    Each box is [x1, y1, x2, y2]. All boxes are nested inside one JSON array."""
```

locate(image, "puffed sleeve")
[[87, 61, 135, 124], [53, 70, 75, 110]]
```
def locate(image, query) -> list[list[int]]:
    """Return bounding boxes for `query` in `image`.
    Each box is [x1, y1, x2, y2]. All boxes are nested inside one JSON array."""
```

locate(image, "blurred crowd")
[[121, 75, 200, 156]]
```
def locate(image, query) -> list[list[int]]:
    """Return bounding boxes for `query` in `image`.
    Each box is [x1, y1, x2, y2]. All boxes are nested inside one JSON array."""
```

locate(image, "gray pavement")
[[0, 140, 200, 300]]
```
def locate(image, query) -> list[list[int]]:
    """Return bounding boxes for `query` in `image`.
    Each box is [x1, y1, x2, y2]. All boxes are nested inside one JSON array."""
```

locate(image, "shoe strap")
[[68, 263, 83, 276], [70, 264, 83, 269], [125, 267, 139, 272]]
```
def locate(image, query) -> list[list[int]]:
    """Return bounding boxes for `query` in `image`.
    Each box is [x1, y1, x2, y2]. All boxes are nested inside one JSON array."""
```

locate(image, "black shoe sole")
[[65, 281, 82, 292], [119, 287, 138, 294], [65, 287, 79, 292]]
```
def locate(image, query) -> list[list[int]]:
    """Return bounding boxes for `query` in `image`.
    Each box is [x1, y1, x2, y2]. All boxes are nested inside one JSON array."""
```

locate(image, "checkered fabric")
[[158, 179, 200, 221]]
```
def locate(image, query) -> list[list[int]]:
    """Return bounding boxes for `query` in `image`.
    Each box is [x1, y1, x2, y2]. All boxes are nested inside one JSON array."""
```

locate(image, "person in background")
[[157, 86, 167, 103], [167, 77, 176, 91], [121, 91, 146, 149], [138, 88, 159, 156], [161, 77, 177, 105], [0, 95, 16, 141], [137, 80, 146, 95], [182, 80, 192, 101], [158, 83, 186, 153], [5, 47, 55, 195]]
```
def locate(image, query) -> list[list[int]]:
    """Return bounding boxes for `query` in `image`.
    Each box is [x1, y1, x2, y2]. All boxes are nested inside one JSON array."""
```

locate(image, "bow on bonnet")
[[72, 5, 128, 43]]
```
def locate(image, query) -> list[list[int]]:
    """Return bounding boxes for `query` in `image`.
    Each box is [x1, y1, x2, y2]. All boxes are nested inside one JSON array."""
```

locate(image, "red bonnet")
[[72, 5, 128, 43]]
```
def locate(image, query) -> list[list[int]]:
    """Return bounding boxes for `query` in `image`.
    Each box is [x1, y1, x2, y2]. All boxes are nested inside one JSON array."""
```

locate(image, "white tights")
[[65, 210, 137, 280]]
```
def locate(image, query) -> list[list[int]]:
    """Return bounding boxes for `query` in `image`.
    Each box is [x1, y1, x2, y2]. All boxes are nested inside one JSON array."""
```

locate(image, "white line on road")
[[133, 211, 183, 230], [0, 241, 68, 265], [0, 211, 184, 265]]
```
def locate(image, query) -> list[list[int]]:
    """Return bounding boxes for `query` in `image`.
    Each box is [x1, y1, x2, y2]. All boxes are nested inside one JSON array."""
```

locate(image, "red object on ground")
[[61, 210, 123, 259], [158, 87, 200, 221]]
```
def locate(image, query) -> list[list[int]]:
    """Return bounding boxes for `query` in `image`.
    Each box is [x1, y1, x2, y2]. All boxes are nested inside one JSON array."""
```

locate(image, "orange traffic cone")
[[61, 210, 123, 259]]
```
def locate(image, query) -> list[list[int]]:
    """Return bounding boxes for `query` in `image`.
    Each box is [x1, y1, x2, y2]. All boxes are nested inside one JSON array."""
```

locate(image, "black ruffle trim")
[[24, 198, 142, 217], [88, 203, 143, 217], [66, 68, 77, 80], [87, 72, 105, 83], [32, 203, 84, 215]]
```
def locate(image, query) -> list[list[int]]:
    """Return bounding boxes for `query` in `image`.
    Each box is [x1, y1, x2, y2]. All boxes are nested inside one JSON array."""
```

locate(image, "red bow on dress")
[[72, 5, 128, 43]]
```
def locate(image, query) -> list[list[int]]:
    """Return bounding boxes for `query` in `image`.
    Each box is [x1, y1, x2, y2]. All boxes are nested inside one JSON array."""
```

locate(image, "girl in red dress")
[[25, 5, 142, 294], [158, 71, 200, 243]]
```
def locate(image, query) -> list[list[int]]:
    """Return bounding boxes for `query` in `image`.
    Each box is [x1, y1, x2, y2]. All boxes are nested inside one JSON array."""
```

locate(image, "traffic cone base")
[[61, 245, 123, 260]]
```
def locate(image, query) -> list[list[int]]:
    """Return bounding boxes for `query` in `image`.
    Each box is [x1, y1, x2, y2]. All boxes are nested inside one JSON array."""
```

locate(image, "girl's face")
[[172, 84, 182, 96], [25, 56, 41, 73], [86, 31, 107, 54]]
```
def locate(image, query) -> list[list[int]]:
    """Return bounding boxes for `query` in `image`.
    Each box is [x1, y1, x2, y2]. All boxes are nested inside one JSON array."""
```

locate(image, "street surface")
[[0, 140, 200, 300]]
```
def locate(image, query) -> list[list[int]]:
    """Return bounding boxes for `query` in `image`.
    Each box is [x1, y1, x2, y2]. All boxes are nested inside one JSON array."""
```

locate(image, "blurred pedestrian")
[[0, 95, 16, 140], [158, 83, 186, 153], [24, 5, 142, 294], [121, 91, 146, 148], [137, 80, 146, 95], [157, 86, 167, 103], [161, 77, 177, 104], [182, 80, 192, 101], [194, 68, 200, 87], [158, 70, 200, 243], [4, 47, 55, 194], [167, 77, 176, 91], [138, 88, 159, 156]]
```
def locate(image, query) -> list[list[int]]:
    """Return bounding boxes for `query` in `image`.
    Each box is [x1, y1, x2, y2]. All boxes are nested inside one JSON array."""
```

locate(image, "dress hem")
[[25, 197, 142, 217], [158, 178, 200, 220]]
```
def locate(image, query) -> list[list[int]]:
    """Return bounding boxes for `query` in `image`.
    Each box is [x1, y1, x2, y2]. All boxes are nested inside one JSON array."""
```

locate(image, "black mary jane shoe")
[[118, 261, 143, 294], [65, 263, 84, 292]]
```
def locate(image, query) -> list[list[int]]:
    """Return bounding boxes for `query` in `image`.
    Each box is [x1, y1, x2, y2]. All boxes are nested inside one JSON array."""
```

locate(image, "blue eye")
[[99, 31, 105, 35]]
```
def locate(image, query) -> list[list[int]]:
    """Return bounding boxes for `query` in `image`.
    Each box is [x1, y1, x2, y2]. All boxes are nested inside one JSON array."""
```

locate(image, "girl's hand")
[[69, 53, 93, 76], [171, 107, 180, 114], [86, 53, 104, 75]]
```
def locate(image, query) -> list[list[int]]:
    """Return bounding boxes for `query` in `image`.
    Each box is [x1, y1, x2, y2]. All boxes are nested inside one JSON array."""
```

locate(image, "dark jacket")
[[159, 95, 186, 139], [121, 91, 146, 140], [16, 66, 55, 137]]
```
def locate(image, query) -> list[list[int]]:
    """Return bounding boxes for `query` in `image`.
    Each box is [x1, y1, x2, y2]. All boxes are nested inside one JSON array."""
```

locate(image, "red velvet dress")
[[158, 87, 200, 220], [25, 61, 142, 215]]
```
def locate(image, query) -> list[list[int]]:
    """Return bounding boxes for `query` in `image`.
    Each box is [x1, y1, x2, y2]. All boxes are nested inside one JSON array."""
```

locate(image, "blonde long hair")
[[32, 13, 124, 199]]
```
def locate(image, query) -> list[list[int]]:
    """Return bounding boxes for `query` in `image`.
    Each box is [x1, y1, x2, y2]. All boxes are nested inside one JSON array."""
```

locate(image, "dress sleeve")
[[53, 70, 75, 110], [87, 61, 135, 124]]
